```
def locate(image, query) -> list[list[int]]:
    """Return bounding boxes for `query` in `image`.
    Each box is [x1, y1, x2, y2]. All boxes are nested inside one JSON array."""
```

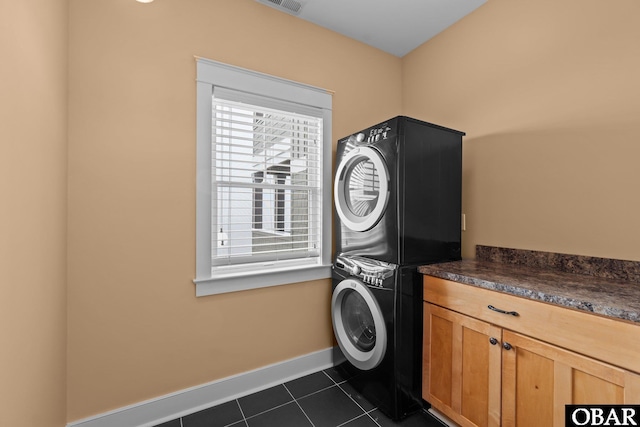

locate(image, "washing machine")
[[334, 116, 464, 265], [331, 255, 423, 420]]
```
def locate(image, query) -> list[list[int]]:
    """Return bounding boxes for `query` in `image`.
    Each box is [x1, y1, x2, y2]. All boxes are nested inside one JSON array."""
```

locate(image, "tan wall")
[[0, 1, 68, 426], [403, 0, 640, 261], [13, 0, 637, 423], [66, 0, 401, 421]]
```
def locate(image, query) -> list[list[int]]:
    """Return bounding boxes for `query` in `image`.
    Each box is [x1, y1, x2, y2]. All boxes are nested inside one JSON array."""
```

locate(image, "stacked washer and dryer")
[[331, 116, 464, 420]]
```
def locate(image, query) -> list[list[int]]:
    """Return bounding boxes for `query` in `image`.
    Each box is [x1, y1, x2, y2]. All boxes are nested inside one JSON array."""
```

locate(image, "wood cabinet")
[[423, 276, 640, 427], [424, 302, 501, 427], [501, 330, 640, 427]]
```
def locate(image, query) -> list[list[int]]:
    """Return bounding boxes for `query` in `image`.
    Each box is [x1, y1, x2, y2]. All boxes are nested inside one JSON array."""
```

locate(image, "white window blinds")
[[211, 88, 323, 268], [195, 57, 332, 296]]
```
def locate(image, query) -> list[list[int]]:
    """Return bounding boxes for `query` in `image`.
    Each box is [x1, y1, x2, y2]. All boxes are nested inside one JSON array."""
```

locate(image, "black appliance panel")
[[334, 116, 463, 265], [331, 255, 423, 420], [334, 119, 399, 262], [398, 118, 463, 264]]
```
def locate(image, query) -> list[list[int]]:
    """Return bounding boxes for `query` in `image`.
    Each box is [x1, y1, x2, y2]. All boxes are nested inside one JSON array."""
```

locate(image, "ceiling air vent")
[[256, 0, 304, 16]]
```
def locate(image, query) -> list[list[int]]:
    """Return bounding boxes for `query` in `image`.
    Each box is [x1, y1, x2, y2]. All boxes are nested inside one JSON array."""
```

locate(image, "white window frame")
[[194, 58, 333, 297]]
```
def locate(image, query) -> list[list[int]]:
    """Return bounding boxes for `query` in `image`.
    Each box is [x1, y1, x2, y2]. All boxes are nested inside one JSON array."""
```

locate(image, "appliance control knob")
[[350, 265, 361, 276]]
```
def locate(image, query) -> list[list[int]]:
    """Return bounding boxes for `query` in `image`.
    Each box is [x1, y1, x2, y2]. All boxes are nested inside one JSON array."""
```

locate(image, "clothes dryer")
[[331, 255, 423, 420], [334, 116, 464, 265]]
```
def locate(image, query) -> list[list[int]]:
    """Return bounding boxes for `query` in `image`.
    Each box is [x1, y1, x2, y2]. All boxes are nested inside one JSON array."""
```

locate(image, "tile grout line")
[[364, 408, 383, 427], [233, 398, 248, 427], [297, 383, 340, 399], [335, 412, 373, 427], [334, 378, 383, 427], [283, 383, 316, 427], [323, 368, 374, 425], [322, 368, 350, 387], [234, 373, 335, 423], [322, 369, 340, 385], [169, 368, 430, 427], [237, 400, 293, 422], [312, 369, 378, 426], [179, 369, 384, 427]]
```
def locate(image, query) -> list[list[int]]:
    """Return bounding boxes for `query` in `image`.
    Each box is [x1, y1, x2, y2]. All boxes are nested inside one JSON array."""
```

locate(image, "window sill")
[[193, 264, 332, 297]]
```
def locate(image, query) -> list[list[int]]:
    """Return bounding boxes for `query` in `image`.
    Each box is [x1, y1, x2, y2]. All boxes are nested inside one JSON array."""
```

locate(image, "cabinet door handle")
[[503, 342, 513, 351], [488, 305, 519, 317], [489, 337, 499, 346]]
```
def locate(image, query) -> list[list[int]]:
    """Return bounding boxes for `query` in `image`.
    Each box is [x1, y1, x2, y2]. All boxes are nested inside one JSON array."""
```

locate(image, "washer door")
[[334, 146, 389, 232], [331, 278, 387, 371]]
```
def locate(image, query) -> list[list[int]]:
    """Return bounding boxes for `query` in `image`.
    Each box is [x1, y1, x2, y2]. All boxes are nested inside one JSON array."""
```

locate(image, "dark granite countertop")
[[418, 246, 640, 324]]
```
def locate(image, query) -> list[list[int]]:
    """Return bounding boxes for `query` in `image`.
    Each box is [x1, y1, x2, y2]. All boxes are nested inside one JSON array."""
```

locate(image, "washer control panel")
[[334, 255, 396, 288]]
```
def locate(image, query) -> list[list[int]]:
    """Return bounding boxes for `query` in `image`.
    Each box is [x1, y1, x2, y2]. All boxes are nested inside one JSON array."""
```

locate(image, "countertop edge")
[[419, 265, 640, 325]]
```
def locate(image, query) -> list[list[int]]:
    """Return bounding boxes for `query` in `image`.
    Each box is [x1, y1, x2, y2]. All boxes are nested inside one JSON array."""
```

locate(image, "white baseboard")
[[67, 347, 336, 427]]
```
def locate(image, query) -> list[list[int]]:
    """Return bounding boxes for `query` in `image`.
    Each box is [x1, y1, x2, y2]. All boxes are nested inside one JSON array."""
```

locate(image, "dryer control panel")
[[334, 255, 396, 288]]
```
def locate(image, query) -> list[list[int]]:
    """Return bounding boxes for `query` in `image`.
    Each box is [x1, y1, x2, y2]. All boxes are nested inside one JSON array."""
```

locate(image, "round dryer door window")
[[334, 147, 389, 232], [331, 279, 387, 370]]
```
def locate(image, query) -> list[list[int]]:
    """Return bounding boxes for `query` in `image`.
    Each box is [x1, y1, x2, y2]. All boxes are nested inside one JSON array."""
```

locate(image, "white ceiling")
[[256, 0, 487, 57]]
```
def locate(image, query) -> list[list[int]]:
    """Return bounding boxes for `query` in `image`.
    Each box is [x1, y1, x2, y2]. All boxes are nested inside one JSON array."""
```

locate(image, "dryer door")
[[331, 278, 387, 371], [334, 147, 389, 232]]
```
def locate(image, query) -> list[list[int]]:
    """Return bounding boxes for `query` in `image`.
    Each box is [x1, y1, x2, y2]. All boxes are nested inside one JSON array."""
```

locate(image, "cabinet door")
[[502, 330, 640, 427], [423, 303, 502, 427]]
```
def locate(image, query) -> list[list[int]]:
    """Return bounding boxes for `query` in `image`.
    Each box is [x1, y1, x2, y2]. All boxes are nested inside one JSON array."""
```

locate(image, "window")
[[194, 58, 332, 296]]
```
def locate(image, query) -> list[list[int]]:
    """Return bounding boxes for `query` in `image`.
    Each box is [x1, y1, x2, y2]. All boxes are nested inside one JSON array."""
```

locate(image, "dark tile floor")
[[154, 367, 446, 427]]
